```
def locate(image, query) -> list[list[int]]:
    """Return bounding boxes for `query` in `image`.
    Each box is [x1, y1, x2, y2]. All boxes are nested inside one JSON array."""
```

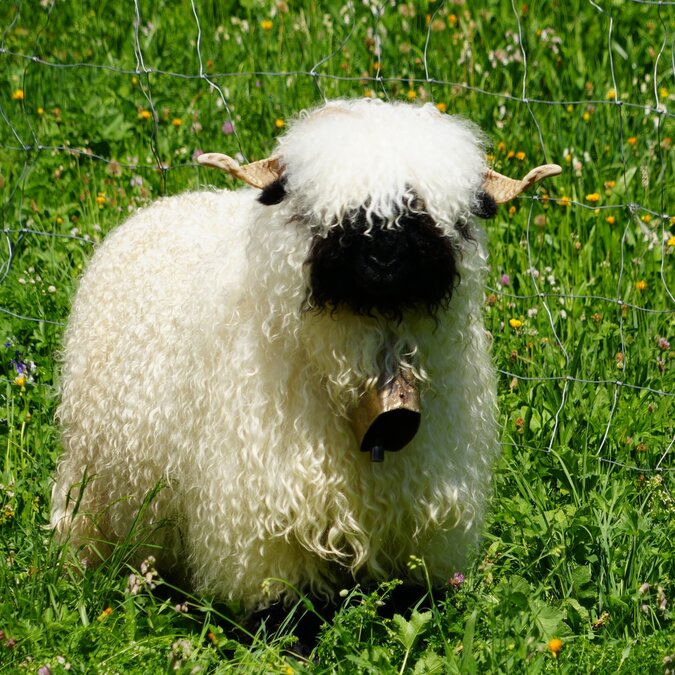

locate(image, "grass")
[[1, 0, 674, 672]]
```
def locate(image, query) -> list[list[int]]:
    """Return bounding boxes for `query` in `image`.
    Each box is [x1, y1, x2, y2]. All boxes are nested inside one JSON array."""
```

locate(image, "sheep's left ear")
[[482, 164, 562, 204], [197, 152, 284, 189]]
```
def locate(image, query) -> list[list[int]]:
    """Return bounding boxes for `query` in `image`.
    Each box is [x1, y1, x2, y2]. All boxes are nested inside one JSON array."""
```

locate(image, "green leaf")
[[391, 610, 432, 651]]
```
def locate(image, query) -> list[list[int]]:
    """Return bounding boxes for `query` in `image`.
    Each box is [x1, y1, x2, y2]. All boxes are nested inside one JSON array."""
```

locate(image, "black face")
[[258, 180, 496, 321], [304, 202, 467, 321]]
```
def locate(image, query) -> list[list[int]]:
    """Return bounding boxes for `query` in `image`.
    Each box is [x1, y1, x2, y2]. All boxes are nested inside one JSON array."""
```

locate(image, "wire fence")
[[0, 0, 673, 474]]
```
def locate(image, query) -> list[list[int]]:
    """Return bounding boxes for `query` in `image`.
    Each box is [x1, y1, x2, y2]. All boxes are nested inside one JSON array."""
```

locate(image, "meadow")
[[0, 0, 673, 672]]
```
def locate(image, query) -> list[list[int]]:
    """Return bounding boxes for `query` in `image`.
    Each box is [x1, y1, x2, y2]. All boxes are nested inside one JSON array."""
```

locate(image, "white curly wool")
[[51, 99, 500, 611]]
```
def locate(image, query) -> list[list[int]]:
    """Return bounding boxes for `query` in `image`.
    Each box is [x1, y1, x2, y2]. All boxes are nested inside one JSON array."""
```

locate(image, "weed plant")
[[0, 0, 673, 672]]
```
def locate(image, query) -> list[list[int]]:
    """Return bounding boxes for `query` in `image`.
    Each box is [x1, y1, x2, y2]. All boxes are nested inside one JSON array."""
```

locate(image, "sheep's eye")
[[258, 177, 287, 206], [472, 190, 498, 219]]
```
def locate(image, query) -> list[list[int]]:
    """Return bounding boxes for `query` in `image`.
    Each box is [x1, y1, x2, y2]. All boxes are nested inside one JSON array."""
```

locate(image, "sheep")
[[50, 98, 560, 613]]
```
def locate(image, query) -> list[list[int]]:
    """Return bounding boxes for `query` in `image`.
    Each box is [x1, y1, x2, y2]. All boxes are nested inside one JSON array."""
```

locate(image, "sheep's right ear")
[[197, 152, 284, 190]]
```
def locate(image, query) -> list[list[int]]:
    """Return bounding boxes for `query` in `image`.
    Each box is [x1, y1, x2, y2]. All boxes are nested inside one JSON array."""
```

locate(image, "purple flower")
[[192, 149, 204, 162], [38, 667, 52, 675], [448, 572, 465, 590], [221, 120, 235, 135], [500, 274, 510, 286], [657, 337, 670, 350]]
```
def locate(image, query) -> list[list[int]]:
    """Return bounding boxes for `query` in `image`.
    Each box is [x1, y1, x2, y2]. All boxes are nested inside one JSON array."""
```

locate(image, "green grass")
[[1, 0, 673, 672]]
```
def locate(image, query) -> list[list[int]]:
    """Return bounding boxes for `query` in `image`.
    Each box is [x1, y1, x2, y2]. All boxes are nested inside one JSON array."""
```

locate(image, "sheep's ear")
[[197, 152, 284, 189], [482, 164, 562, 204]]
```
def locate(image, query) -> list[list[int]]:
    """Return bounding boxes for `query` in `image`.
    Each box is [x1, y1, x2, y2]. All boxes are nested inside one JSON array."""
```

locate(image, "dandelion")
[[138, 109, 152, 120], [582, 111, 591, 121], [11, 89, 24, 101], [14, 375, 26, 388], [635, 279, 647, 291], [606, 215, 616, 225], [131, 75, 138, 86], [407, 89, 417, 101], [274, 118, 285, 129], [96, 193, 106, 206], [260, 19, 273, 31], [586, 193, 600, 203], [171, 118, 182, 127], [641, 214, 651, 223], [667, 236, 675, 247], [37, 106, 44, 115], [558, 196, 571, 207], [508, 205, 516, 216], [659, 87, 669, 98], [435, 102, 447, 113], [448, 13, 458, 26], [507, 150, 515, 159], [627, 136, 637, 146], [515, 151, 526, 161], [547, 638, 563, 658], [509, 318, 523, 329], [607, 88, 616, 100]]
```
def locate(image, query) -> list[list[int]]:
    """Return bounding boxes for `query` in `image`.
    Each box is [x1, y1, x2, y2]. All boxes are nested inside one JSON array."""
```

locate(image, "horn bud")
[[350, 367, 421, 462]]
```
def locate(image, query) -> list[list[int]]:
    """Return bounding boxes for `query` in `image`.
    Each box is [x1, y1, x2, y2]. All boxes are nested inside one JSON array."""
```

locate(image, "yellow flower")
[[97, 607, 113, 622], [641, 214, 651, 223], [56, 216, 63, 225], [566, 104, 574, 113], [585, 193, 600, 203], [607, 89, 616, 100], [448, 14, 458, 26], [138, 109, 152, 120], [547, 638, 563, 658], [508, 205, 516, 216], [627, 136, 637, 146], [407, 89, 417, 101], [659, 87, 668, 98], [435, 102, 447, 113], [667, 236, 675, 247], [606, 215, 616, 225], [171, 118, 182, 127], [635, 279, 647, 291], [515, 151, 526, 161], [509, 318, 523, 329], [559, 196, 571, 207], [274, 118, 285, 129], [37, 107, 44, 115], [496, 141, 506, 152], [14, 375, 26, 388], [131, 75, 138, 86], [96, 193, 107, 206], [582, 111, 591, 121], [261, 19, 273, 31], [11, 89, 24, 101], [507, 150, 515, 159]]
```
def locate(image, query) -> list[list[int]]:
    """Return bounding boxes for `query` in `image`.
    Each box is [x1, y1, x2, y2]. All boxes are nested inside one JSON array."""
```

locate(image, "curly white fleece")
[[51, 99, 499, 612]]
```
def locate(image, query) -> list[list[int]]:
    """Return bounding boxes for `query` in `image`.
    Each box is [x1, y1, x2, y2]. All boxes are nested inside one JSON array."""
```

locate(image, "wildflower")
[[515, 151, 526, 161], [586, 193, 600, 203], [641, 214, 651, 223], [659, 87, 669, 98], [207, 631, 217, 643], [138, 109, 152, 120], [260, 19, 273, 31], [407, 89, 417, 101], [285, 667, 294, 675], [657, 337, 670, 350], [668, 236, 675, 247], [635, 279, 647, 291], [11, 89, 24, 101], [37, 667, 51, 675], [37, 106, 44, 115], [509, 318, 523, 329], [507, 150, 515, 159], [221, 120, 234, 135], [627, 136, 637, 146], [508, 205, 516, 216], [435, 102, 447, 113], [500, 274, 510, 286], [95, 193, 106, 206], [607, 89, 616, 100], [448, 13, 458, 26], [171, 118, 182, 127], [547, 638, 563, 658], [448, 572, 465, 589], [606, 215, 615, 225], [97, 607, 113, 622], [604, 180, 616, 190], [582, 111, 591, 121], [558, 196, 571, 207], [274, 118, 285, 129], [14, 375, 25, 388], [131, 75, 138, 86]]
